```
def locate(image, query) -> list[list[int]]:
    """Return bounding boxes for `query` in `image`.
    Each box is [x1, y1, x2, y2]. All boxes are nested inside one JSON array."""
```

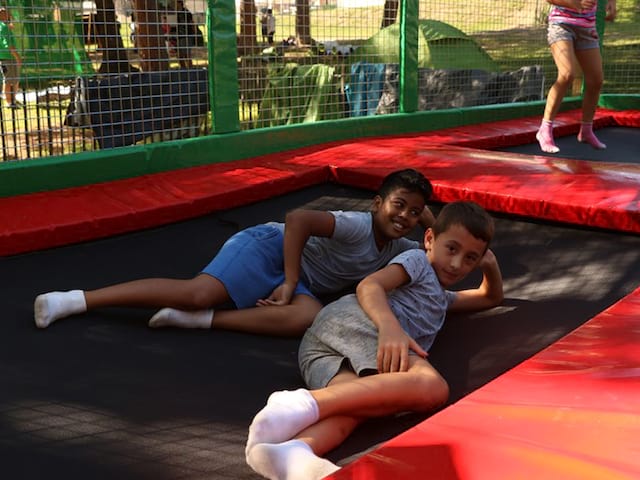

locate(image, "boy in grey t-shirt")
[[246, 201, 504, 480]]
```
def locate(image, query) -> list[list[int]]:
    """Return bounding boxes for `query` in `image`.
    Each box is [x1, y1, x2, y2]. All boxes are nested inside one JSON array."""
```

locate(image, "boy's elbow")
[[488, 287, 504, 307], [493, 291, 504, 307]]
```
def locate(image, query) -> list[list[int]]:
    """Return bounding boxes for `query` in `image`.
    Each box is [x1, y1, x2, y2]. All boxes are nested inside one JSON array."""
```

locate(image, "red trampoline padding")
[[326, 287, 640, 480], [327, 144, 640, 234], [0, 109, 638, 257], [0, 158, 329, 256], [414, 108, 617, 150]]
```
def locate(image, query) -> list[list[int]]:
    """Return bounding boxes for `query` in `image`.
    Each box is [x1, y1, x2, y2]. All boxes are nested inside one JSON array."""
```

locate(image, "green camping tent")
[[351, 19, 500, 72]]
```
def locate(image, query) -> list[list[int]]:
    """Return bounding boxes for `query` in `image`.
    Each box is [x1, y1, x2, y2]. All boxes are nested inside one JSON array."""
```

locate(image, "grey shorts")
[[298, 294, 379, 389], [547, 22, 600, 50]]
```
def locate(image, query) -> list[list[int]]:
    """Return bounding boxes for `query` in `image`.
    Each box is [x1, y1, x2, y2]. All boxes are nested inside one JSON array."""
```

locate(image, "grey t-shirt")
[[271, 211, 420, 296], [387, 249, 457, 352]]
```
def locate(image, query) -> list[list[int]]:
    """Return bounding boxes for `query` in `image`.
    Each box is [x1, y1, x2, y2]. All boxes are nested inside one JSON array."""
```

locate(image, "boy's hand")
[[418, 205, 436, 229], [256, 282, 295, 307], [478, 248, 498, 271], [377, 322, 427, 373]]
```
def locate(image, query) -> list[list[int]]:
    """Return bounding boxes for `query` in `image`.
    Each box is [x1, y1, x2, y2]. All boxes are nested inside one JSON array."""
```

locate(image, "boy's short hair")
[[378, 169, 433, 204], [432, 201, 494, 245]]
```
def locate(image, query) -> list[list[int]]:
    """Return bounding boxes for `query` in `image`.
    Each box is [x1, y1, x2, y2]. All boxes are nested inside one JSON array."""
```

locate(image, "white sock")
[[148, 308, 213, 329], [34, 290, 87, 328], [246, 389, 319, 452], [246, 440, 340, 480]]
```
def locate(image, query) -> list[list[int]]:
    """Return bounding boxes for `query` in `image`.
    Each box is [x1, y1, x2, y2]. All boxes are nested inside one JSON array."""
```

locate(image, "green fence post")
[[399, 0, 419, 113], [208, 0, 240, 133]]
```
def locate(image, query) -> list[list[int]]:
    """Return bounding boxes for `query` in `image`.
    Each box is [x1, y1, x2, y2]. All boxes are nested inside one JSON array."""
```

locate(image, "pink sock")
[[578, 122, 606, 149], [536, 120, 559, 153]]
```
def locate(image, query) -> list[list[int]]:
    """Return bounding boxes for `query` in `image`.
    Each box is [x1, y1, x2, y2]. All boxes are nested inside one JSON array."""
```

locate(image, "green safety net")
[[6, 0, 93, 86]]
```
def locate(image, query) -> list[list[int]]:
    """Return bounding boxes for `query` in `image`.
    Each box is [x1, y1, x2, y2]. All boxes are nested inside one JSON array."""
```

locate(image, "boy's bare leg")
[[84, 274, 226, 309], [151, 294, 321, 335], [34, 274, 226, 328], [209, 294, 322, 336], [246, 360, 448, 479], [247, 358, 449, 450]]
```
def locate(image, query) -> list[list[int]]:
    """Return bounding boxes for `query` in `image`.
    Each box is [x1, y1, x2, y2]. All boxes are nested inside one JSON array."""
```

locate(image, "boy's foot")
[[34, 290, 87, 328], [148, 308, 213, 328], [246, 389, 319, 452], [246, 440, 340, 480]]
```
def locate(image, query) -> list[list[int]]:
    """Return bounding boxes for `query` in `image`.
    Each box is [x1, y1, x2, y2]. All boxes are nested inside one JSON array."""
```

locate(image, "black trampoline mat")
[[497, 126, 640, 163], [2, 183, 639, 479]]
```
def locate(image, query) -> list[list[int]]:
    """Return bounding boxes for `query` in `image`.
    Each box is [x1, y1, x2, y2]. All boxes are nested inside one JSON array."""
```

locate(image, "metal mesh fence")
[[0, 0, 638, 161]]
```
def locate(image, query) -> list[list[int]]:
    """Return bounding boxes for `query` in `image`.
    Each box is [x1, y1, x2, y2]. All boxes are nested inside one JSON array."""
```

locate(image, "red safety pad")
[[0, 109, 638, 257], [330, 143, 640, 234], [326, 286, 640, 480], [415, 108, 618, 149], [0, 156, 330, 256]]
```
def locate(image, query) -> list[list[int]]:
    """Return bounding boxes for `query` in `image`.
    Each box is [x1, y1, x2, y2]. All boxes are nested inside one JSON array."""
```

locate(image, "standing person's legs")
[[576, 47, 606, 149], [176, 38, 192, 68], [537, 38, 577, 153], [2, 60, 18, 105]]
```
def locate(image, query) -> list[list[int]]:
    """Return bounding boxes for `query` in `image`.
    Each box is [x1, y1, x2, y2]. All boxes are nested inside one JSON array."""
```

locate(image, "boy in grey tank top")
[[34, 169, 434, 338], [246, 201, 504, 479]]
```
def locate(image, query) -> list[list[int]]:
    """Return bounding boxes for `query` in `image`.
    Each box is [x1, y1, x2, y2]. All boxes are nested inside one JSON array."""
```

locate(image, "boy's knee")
[[286, 298, 323, 335], [411, 369, 450, 410], [186, 277, 224, 309]]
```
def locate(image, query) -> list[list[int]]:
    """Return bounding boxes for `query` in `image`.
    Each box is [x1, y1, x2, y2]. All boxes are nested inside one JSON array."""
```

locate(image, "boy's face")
[[424, 224, 487, 287], [371, 188, 425, 241]]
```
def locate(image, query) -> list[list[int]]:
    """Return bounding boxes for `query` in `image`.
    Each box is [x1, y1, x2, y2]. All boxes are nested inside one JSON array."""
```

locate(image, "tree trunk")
[[238, 0, 257, 57], [295, 0, 311, 45], [94, 0, 139, 74], [132, 0, 169, 71], [381, 0, 399, 28]]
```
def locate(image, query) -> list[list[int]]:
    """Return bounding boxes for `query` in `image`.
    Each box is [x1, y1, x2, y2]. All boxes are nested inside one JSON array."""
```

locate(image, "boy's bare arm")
[[257, 209, 335, 306], [357, 265, 428, 373], [447, 249, 504, 313]]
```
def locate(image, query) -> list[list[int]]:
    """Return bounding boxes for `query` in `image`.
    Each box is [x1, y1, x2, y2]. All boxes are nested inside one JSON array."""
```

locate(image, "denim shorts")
[[548, 22, 600, 50], [201, 224, 315, 309]]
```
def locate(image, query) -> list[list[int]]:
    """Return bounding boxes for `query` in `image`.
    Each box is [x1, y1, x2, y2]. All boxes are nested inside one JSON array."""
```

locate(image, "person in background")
[[0, 7, 22, 109], [175, 0, 196, 68], [266, 8, 276, 45], [260, 8, 269, 44], [245, 201, 504, 480], [536, 0, 617, 153]]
